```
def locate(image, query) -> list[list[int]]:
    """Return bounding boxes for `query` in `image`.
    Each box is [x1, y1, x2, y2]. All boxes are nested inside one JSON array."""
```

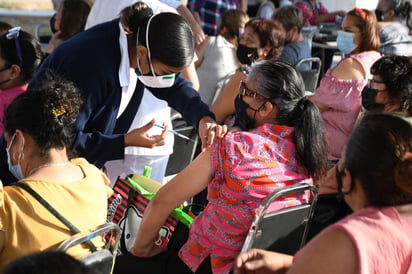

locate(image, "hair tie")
[[52, 101, 73, 121], [354, 7, 366, 20], [297, 97, 308, 110]]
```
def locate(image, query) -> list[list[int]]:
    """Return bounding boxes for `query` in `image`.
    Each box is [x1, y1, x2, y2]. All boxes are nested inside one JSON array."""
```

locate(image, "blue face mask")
[[279, 0, 292, 7], [336, 31, 357, 55], [6, 132, 25, 180]]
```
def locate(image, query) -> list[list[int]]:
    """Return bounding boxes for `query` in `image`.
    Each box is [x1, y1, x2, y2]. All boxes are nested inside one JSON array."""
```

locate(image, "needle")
[[154, 124, 196, 143]]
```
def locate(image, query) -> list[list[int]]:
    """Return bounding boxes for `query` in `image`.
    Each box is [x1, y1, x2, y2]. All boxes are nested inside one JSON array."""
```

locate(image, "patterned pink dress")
[[0, 86, 26, 135], [179, 124, 313, 274], [313, 51, 381, 161], [295, 1, 335, 25]]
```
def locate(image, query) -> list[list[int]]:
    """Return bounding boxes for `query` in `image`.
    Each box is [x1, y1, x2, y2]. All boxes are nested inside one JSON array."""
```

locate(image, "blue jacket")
[[0, 19, 214, 184]]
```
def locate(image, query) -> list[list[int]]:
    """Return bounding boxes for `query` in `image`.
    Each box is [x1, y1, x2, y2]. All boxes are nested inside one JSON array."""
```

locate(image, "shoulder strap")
[[12, 182, 97, 252]]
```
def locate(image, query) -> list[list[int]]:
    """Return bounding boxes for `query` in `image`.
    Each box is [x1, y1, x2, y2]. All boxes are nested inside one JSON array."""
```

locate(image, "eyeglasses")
[[0, 65, 11, 73], [6, 26, 23, 68], [238, 81, 267, 100], [367, 79, 386, 89]]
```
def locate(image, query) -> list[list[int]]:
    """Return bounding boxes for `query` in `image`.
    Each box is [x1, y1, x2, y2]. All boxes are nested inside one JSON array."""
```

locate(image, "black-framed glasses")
[[238, 81, 267, 100], [6, 26, 23, 68], [367, 78, 385, 88]]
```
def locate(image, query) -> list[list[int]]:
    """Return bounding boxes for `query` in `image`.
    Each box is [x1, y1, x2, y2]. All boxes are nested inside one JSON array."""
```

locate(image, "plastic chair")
[[296, 57, 321, 94], [241, 184, 318, 255], [57, 222, 120, 274]]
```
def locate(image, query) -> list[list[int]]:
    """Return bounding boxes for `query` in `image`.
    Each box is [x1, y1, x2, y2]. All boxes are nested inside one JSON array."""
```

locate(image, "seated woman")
[[375, 0, 412, 56], [0, 27, 43, 135], [196, 9, 249, 106], [44, 0, 91, 54], [114, 60, 327, 274], [211, 18, 285, 124], [234, 113, 412, 274], [309, 8, 382, 162], [362, 55, 412, 123], [0, 72, 112, 271]]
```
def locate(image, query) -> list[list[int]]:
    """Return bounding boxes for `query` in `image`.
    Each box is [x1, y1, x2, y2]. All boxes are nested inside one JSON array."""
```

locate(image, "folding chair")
[[241, 184, 318, 255], [296, 57, 322, 94], [57, 222, 120, 274], [165, 116, 199, 177]]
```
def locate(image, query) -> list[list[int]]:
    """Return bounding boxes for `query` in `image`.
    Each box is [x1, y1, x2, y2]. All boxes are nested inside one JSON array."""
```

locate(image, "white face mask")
[[136, 15, 176, 88]]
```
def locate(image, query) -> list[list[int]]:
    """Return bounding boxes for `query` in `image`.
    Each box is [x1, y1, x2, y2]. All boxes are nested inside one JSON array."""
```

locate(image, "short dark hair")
[[345, 114, 412, 206], [245, 18, 285, 61], [272, 5, 304, 33], [371, 55, 412, 116], [120, 3, 194, 68], [4, 70, 83, 159], [249, 60, 327, 179], [0, 29, 43, 83]]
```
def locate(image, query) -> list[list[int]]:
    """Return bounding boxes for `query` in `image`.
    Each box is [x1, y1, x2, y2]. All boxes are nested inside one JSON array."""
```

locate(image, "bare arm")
[[289, 228, 358, 274], [211, 70, 246, 123], [308, 95, 329, 112], [181, 61, 200, 91], [131, 149, 213, 257], [177, 5, 205, 45]]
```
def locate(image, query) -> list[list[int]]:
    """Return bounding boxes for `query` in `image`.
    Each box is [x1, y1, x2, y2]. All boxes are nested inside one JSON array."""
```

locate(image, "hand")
[[131, 243, 168, 258], [198, 116, 227, 151], [234, 249, 293, 274], [124, 119, 167, 148], [191, 21, 206, 46], [43, 30, 62, 54]]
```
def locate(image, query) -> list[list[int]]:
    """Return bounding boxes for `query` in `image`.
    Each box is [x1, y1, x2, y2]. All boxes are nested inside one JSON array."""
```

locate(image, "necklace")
[[28, 161, 71, 176]]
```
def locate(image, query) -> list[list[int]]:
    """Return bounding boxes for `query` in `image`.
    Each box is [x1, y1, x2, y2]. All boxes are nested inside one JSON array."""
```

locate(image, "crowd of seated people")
[[1, 0, 412, 273]]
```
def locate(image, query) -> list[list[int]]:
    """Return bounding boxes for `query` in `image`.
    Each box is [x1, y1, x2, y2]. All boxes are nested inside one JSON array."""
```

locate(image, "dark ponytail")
[[291, 97, 327, 180], [250, 60, 327, 179], [119, 2, 153, 44]]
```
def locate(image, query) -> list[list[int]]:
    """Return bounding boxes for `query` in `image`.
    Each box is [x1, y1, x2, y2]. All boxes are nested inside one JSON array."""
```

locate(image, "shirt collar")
[[118, 21, 130, 89]]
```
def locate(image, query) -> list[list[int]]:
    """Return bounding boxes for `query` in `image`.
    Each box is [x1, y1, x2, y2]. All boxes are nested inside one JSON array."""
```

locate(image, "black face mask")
[[234, 95, 266, 130], [49, 13, 58, 34], [236, 44, 258, 65], [374, 9, 384, 21], [361, 86, 384, 111]]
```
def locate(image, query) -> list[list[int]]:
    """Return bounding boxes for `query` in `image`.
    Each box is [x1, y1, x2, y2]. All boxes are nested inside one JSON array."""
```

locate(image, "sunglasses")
[[238, 81, 268, 100], [6, 26, 23, 68]]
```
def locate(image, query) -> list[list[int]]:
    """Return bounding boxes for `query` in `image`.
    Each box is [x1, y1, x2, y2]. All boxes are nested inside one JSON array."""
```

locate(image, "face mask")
[[49, 13, 58, 34], [136, 15, 176, 88], [361, 86, 384, 111], [374, 9, 384, 21], [279, 0, 292, 6], [336, 31, 357, 55], [236, 44, 258, 65], [234, 95, 266, 130], [6, 132, 25, 180]]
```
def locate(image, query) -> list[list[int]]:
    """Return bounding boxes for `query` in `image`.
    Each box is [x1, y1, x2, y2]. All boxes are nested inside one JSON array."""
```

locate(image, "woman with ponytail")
[[235, 113, 412, 274], [118, 60, 327, 274], [0, 2, 226, 185]]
